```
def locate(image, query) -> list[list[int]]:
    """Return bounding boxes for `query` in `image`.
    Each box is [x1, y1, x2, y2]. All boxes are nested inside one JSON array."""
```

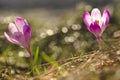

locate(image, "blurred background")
[[0, 0, 120, 63]]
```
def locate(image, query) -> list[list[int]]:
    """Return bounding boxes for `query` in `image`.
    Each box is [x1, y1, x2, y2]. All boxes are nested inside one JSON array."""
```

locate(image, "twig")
[[81, 52, 97, 69]]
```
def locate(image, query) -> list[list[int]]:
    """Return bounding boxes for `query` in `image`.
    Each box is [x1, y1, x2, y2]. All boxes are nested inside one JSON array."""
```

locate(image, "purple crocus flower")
[[4, 17, 33, 60], [83, 8, 110, 50]]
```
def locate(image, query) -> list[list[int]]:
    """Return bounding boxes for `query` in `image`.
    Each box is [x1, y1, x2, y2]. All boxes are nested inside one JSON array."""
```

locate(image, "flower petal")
[[23, 25, 31, 44], [101, 9, 110, 26], [100, 10, 110, 34], [13, 32, 26, 47], [8, 23, 18, 36], [83, 12, 92, 29], [89, 22, 101, 37], [15, 17, 28, 33], [14, 32, 23, 42], [91, 8, 101, 21], [4, 32, 20, 45]]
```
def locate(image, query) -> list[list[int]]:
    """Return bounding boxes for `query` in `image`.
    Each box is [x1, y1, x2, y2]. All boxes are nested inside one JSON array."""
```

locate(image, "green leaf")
[[35, 67, 40, 75], [42, 53, 58, 68], [34, 47, 39, 65]]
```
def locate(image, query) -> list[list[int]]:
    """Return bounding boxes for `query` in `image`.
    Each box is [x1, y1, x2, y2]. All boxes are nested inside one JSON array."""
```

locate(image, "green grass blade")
[[34, 47, 39, 65], [42, 53, 58, 68]]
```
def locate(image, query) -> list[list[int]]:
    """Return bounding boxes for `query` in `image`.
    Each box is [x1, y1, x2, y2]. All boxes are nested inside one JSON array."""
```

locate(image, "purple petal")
[[101, 9, 110, 26], [13, 32, 26, 47], [89, 22, 101, 37], [14, 32, 23, 42], [4, 32, 20, 45], [83, 12, 92, 29], [91, 8, 101, 21], [8, 23, 18, 36], [15, 17, 29, 33], [101, 10, 110, 34], [23, 25, 31, 44]]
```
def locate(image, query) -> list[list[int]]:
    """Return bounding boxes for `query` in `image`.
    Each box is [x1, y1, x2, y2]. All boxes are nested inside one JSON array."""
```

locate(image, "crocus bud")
[[4, 17, 33, 59]]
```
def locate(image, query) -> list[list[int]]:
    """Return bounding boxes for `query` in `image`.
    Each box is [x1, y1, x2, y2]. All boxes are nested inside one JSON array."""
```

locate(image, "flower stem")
[[26, 47, 34, 64], [96, 36, 102, 51]]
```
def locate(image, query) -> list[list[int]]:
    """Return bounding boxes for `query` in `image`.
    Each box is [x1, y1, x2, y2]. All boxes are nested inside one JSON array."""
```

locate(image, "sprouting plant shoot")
[[83, 8, 110, 50], [4, 17, 33, 61]]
